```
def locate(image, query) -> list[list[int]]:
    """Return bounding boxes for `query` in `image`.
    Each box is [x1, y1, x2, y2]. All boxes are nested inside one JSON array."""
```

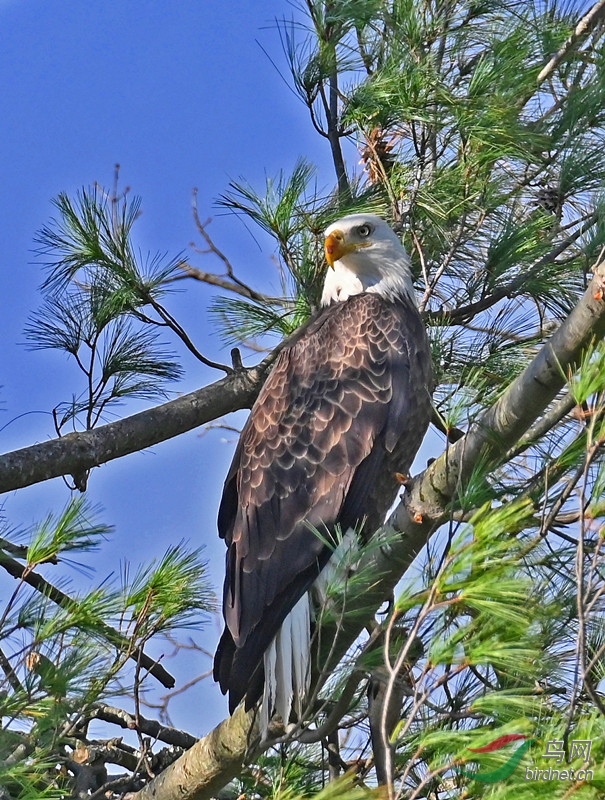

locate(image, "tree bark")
[[0, 363, 268, 496], [132, 263, 605, 800], [132, 705, 259, 800]]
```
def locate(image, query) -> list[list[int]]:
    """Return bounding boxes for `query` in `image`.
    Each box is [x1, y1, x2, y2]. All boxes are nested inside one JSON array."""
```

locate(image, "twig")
[[0, 551, 175, 689], [171, 263, 279, 305], [575, 429, 605, 715], [0, 646, 23, 693], [146, 294, 232, 374], [304, 0, 350, 198], [146, 669, 213, 727], [133, 643, 157, 780], [295, 669, 365, 744], [186, 199, 279, 304], [430, 407, 465, 444], [380, 582, 444, 797]]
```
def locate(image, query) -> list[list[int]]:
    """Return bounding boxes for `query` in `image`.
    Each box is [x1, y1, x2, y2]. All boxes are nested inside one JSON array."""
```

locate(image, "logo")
[[457, 734, 535, 783], [456, 735, 594, 784]]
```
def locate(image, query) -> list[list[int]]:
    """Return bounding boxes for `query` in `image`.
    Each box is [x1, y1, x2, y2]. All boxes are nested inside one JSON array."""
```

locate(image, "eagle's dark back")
[[214, 291, 432, 712]]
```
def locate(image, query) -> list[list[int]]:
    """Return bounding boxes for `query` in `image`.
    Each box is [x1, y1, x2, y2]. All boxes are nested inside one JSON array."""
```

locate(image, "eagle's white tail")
[[261, 592, 312, 735], [260, 531, 357, 736]]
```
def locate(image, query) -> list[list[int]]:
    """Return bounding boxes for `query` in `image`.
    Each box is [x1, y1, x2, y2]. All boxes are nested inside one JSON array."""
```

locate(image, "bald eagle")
[[214, 214, 433, 725]]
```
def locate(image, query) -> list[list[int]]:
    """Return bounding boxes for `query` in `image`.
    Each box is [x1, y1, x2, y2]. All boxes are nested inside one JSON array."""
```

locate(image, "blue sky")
[[0, 0, 444, 741], [0, 0, 343, 734]]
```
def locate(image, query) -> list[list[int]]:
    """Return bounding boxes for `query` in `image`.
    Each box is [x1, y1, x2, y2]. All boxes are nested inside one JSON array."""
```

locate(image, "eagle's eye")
[[356, 224, 372, 238]]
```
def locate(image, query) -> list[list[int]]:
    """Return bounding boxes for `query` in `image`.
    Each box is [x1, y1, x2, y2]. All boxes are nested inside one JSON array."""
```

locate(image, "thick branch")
[[134, 705, 259, 800], [133, 264, 605, 800], [408, 265, 605, 519], [0, 364, 268, 495]]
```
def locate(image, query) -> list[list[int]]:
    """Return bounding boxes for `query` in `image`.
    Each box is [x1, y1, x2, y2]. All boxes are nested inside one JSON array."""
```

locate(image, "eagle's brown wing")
[[214, 292, 432, 711]]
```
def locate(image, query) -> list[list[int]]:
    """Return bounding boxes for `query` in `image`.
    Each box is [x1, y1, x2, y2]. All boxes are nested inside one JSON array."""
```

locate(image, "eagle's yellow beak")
[[324, 229, 371, 268], [325, 229, 354, 268]]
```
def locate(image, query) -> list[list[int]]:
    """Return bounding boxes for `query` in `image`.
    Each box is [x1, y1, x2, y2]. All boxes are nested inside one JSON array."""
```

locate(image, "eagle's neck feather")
[[320, 253, 416, 307]]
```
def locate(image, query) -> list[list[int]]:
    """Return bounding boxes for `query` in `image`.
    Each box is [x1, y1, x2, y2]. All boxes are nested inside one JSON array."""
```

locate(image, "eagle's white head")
[[321, 214, 416, 306]]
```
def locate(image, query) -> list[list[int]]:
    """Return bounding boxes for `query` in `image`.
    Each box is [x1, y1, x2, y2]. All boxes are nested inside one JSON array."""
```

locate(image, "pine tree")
[[1, 1, 605, 798]]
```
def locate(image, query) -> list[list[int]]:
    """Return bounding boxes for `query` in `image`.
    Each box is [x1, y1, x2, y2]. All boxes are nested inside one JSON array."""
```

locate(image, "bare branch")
[[0, 645, 23, 693], [144, 294, 232, 373], [172, 262, 280, 305], [184, 199, 280, 304], [90, 704, 197, 749], [0, 364, 268, 496], [537, 0, 605, 84], [506, 389, 577, 460]]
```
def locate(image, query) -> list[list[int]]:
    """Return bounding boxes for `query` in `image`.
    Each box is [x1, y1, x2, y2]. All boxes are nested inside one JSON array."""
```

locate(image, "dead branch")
[[91, 704, 197, 749]]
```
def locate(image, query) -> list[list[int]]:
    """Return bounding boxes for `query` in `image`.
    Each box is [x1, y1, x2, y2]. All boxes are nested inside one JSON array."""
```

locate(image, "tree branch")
[[0, 304, 320, 496], [171, 262, 281, 305], [426, 212, 597, 325], [132, 262, 605, 800], [0, 550, 175, 689], [0, 363, 269, 496], [90, 704, 197, 749], [178, 201, 281, 305], [537, 0, 605, 84], [134, 705, 260, 800]]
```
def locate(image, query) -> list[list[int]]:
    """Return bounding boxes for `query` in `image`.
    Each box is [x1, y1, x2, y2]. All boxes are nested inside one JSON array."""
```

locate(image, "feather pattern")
[[214, 288, 432, 714], [260, 592, 311, 733]]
